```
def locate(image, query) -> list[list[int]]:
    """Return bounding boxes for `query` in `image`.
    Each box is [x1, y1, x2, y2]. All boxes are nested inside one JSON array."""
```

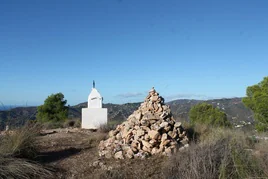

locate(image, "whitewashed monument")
[[82, 81, 107, 129]]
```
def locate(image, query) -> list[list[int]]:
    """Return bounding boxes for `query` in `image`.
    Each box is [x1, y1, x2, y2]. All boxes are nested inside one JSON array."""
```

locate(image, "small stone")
[[122, 128, 132, 138], [142, 146, 151, 153], [160, 122, 169, 128], [181, 138, 189, 145], [179, 147, 185, 151], [153, 103, 159, 111], [168, 131, 173, 138], [109, 130, 118, 137], [136, 129, 145, 137], [160, 112, 168, 119], [144, 134, 150, 141], [134, 126, 140, 130], [177, 128, 182, 134], [162, 105, 168, 111], [151, 96, 159, 102], [114, 151, 124, 159], [132, 147, 138, 153], [142, 140, 152, 149], [165, 147, 172, 156], [151, 147, 161, 155], [104, 150, 113, 158], [149, 139, 157, 146], [126, 149, 134, 159], [92, 161, 99, 167], [161, 139, 170, 146], [148, 130, 159, 140], [141, 119, 150, 127], [161, 133, 168, 141], [174, 122, 182, 128], [164, 125, 171, 132], [170, 141, 177, 146], [149, 87, 156, 94], [135, 112, 142, 120], [141, 126, 150, 132], [157, 107, 163, 113], [131, 140, 139, 148], [149, 119, 157, 124]]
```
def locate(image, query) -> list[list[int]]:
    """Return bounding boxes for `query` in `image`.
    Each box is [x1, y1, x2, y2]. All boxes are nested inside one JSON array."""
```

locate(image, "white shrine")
[[81, 81, 108, 129]]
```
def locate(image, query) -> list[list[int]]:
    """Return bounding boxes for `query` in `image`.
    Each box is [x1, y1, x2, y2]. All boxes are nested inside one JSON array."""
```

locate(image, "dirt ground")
[[36, 128, 166, 179]]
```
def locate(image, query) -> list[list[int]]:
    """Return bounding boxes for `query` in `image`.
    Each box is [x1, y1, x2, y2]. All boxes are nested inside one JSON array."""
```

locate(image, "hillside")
[[169, 98, 254, 125], [0, 98, 253, 130]]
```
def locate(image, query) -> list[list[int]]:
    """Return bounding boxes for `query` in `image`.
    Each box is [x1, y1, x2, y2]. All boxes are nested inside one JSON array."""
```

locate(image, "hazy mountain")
[[0, 105, 20, 111], [0, 98, 253, 130]]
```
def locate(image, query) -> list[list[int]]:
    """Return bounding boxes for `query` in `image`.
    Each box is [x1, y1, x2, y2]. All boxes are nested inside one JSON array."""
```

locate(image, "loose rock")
[[98, 87, 189, 159]]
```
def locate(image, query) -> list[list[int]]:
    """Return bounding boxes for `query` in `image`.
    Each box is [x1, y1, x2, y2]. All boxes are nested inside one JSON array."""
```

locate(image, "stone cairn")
[[98, 87, 189, 159]]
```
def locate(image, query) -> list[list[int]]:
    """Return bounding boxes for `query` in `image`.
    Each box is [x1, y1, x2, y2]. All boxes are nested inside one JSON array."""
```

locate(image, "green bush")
[[242, 76, 268, 131], [37, 93, 68, 123], [189, 103, 231, 127]]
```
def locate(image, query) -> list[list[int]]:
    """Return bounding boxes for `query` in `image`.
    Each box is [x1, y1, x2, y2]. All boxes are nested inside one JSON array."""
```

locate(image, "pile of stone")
[[98, 88, 189, 159]]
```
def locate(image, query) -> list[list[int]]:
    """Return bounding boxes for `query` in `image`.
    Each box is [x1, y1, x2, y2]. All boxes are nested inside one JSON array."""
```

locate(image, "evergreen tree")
[[189, 103, 231, 127], [37, 93, 68, 123], [242, 77, 268, 131]]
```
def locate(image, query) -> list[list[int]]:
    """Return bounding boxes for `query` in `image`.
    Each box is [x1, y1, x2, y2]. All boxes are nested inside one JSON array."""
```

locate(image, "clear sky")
[[0, 0, 268, 106]]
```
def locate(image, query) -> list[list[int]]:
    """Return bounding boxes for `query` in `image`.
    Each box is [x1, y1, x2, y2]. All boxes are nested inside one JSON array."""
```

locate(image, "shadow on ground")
[[36, 147, 82, 163]]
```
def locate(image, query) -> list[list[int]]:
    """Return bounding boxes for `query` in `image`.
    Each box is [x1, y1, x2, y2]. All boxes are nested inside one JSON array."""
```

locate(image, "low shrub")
[[0, 124, 41, 158], [63, 119, 81, 128], [41, 121, 63, 129], [0, 155, 53, 179], [98, 122, 117, 133], [87, 133, 107, 148], [96, 156, 166, 179], [164, 128, 266, 179]]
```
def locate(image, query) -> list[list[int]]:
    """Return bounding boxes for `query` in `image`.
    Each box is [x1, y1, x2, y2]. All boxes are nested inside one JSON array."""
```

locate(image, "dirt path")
[[36, 128, 166, 179], [36, 128, 104, 178]]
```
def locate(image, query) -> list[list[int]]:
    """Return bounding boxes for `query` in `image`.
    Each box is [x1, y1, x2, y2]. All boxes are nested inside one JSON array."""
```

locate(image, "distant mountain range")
[[0, 105, 22, 111], [0, 98, 253, 130]]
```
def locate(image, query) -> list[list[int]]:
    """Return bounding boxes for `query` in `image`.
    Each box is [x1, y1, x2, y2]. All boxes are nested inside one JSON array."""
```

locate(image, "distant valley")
[[0, 98, 253, 130]]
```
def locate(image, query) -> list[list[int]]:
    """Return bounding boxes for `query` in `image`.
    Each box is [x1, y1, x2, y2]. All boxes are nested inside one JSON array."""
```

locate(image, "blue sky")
[[0, 0, 268, 106]]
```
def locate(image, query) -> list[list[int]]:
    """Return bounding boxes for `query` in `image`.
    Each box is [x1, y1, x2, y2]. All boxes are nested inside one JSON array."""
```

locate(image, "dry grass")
[[254, 139, 268, 176], [94, 156, 166, 179], [85, 123, 268, 179], [163, 127, 266, 179], [41, 121, 64, 129], [98, 122, 117, 133], [63, 119, 81, 128], [87, 133, 108, 148], [0, 124, 41, 158], [0, 124, 56, 179], [2, 121, 267, 179], [0, 155, 54, 179]]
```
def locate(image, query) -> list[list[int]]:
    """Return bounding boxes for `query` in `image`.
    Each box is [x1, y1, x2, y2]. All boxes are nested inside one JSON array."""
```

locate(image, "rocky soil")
[[36, 128, 166, 179]]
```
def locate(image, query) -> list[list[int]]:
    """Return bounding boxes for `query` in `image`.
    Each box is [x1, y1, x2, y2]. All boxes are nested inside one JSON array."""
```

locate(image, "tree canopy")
[[189, 103, 231, 127], [242, 77, 268, 131], [37, 93, 68, 123]]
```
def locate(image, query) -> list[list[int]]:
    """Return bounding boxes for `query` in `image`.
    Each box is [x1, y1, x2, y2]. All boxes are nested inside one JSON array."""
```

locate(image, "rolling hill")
[[0, 98, 253, 130]]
